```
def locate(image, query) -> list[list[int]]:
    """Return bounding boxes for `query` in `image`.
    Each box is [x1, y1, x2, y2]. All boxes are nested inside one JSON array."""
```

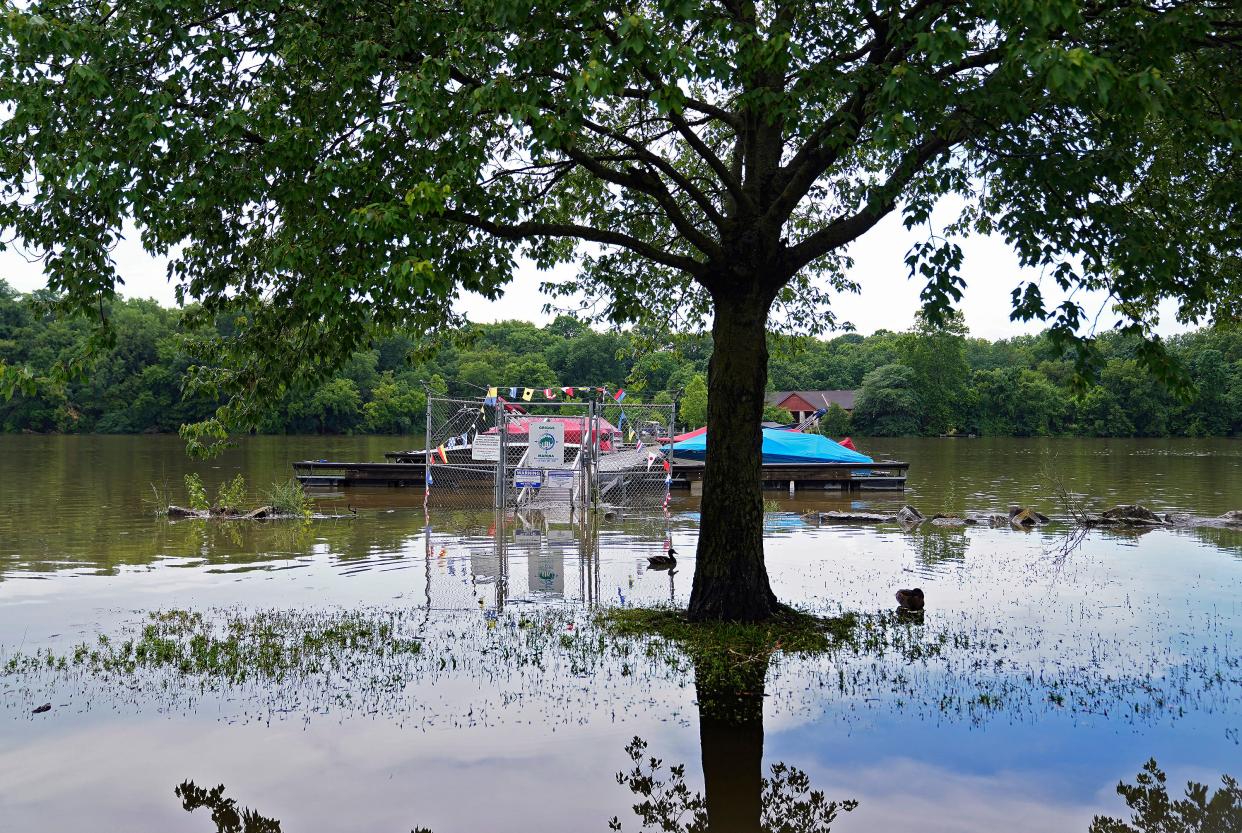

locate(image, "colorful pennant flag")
[[485, 387, 498, 405], [544, 387, 554, 399], [613, 389, 626, 402], [646, 453, 656, 471], [509, 387, 518, 398], [662, 459, 671, 473], [562, 387, 575, 396], [436, 445, 448, 464], [522, 388, 534, 402]]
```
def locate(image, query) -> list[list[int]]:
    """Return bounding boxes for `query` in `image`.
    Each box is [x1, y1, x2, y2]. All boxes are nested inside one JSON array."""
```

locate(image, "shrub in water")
[[266, 479, 312, 517], [214, 474, 247, 514], [183, 474, 209, 512]]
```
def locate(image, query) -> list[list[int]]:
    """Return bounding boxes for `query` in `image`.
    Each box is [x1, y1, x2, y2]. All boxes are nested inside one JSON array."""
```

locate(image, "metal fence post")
[[499, 405, 509, 509], [492, 400, 502, 510], [424, 388, 433, 508], [591, 397, 600, 513]]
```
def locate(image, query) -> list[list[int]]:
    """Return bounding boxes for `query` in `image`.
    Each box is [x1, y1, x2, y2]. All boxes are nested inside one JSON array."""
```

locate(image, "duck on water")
[[647, 548, 677, 570]]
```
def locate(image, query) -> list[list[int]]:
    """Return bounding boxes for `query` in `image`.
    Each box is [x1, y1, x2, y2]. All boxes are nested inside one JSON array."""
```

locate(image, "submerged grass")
[[599, 606, 858, 658], [3, 602, 1236, 731], [4, 607, 422, 685]]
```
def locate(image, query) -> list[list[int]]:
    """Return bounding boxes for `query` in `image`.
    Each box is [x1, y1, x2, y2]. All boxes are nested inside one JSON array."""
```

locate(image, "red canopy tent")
[[485, 416, 620, 450]]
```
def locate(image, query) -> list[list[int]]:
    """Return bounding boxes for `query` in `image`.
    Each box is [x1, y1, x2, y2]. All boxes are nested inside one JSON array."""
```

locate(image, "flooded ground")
[[1, 435, 1240, 831]]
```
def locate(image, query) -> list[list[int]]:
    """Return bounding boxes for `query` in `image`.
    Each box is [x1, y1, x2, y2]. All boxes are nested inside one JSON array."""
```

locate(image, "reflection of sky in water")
[[2, 443, 1241, 832]]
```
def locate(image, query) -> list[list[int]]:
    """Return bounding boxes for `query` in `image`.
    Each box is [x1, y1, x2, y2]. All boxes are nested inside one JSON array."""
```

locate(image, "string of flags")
[[479, 385, 627, 404]]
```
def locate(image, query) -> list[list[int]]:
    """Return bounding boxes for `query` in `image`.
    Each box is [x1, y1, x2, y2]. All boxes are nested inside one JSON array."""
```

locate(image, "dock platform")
[[293, 458, 908, 492]]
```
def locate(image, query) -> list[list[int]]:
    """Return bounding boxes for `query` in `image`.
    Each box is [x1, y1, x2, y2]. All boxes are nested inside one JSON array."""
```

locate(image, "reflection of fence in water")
[[415, 511, 679, 611]]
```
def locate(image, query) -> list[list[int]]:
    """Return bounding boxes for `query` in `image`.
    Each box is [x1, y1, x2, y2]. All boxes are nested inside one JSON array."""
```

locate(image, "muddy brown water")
[[1, 435, 1240, 832]]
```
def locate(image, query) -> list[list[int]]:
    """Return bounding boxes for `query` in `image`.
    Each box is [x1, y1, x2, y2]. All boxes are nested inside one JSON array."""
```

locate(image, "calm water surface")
[[1, 435, 1240, 832]]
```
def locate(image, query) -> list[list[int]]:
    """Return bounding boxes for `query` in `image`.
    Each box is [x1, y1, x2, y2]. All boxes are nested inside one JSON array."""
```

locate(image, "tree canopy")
[[6, 278, 1241, 437], [2, 0, 1239, 620]]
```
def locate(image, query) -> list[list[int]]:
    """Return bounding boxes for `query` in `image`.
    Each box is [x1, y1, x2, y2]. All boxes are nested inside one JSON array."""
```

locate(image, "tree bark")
[[687, 286, 779, 622]]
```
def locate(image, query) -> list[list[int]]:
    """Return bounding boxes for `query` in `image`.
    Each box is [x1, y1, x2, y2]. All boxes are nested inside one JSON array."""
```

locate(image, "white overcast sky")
[[0, 210, 1190, 341]]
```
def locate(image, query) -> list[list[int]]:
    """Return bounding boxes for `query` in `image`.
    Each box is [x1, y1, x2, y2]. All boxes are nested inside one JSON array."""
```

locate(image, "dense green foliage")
[[4, 279, 1240, 437], [2, 0, 1238, 621]]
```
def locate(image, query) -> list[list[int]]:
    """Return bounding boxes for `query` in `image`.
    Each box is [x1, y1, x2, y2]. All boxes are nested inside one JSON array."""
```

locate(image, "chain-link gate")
[[596, 400, 677, 509], [498, 400, 594, 514], [424, 395, 505, 508], [424, 393, 676, 514]]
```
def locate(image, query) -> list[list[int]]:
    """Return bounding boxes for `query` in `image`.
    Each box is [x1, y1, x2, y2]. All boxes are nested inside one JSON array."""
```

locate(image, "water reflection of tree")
[[909, 527, 968, 567], [611, 651, 857, 833], [1088, 760, 1241, 833], [176, 781, 283, 833], [173, 755, 1240, 833]]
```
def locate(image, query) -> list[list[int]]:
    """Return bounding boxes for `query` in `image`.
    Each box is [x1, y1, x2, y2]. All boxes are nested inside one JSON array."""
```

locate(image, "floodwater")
[[1, 434, 1240, 832]]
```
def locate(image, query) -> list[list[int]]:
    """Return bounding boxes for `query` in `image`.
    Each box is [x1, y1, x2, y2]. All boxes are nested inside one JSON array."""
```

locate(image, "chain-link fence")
[[423, 393, 677, 514], [595, 400, 677, 510], [424, 395, 504, 509]]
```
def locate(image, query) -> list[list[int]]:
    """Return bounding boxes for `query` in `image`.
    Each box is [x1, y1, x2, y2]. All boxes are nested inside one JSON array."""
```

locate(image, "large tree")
[[1, 0, 1238, 620]]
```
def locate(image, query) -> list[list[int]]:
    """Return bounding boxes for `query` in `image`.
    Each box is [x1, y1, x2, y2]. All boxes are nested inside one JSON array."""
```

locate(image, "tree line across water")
[[3, 279, 1241, 438]]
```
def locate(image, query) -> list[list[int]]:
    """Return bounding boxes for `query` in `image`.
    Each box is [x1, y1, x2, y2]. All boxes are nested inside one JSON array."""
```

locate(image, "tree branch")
[[785, 134, 955, 273], [559, 145, 725, 259], [439, 209, 707, 276], [597, 24, 748, 211], [580, 117, 726, 228]]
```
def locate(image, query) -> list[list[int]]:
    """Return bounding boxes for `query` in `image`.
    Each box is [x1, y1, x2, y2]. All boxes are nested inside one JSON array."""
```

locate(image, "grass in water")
[[599, 606, 858, 657], [265, 479, 313, 517], [5, 608, 422, 684]]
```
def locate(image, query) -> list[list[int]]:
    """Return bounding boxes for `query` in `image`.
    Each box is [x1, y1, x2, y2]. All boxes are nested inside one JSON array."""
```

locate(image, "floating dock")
[[293, 457, 908, 492]]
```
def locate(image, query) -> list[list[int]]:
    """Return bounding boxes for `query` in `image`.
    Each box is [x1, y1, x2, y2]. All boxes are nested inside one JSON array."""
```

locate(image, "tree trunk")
[[687, 287, 779, 622]]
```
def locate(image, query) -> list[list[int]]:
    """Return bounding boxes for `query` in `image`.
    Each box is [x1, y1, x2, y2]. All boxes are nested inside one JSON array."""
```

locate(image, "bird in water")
[[647, 547, 678, 569], [895, 588, 925, 611]]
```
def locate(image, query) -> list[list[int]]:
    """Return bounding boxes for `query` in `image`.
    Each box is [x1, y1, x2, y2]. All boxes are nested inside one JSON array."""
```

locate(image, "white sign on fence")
[[514, 468, 543, 488], [529, 420, 565, 468], [471, 434, 500, 461], [545, 469, 576, 488]]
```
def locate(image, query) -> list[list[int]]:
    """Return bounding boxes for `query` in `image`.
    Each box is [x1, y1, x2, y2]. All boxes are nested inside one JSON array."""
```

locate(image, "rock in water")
[[166, 505, 208, 519], [241, 506, 273, 520], [930, 514, 967, 527], [1008, 506, 1050, 527], [31, 703, 51, 714], [821, 511, 897, 523], [895, 588, 925, 611], [967, 511, 1011, 527], [1100, 504, 1165, 525], [895, 505, 925, 527], [1218, 510, 1242, 526]]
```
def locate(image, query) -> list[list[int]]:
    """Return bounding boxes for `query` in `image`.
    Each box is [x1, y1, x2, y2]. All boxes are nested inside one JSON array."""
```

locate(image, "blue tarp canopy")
[[667, 428, 874, 464]]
